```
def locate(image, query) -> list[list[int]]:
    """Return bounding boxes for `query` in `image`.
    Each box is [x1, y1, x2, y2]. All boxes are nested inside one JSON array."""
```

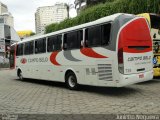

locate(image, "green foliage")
[[30, 32, 35, 36], [45, 0, 160, 33]]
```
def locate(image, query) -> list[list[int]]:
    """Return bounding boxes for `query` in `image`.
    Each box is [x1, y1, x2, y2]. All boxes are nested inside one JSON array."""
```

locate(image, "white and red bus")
[[10, 13, 153, 89]]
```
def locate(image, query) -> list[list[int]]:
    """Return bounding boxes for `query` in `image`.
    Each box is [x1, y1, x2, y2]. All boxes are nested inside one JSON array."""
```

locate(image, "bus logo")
[[139, 74, 144, 78], [21, 58, 27, 64]]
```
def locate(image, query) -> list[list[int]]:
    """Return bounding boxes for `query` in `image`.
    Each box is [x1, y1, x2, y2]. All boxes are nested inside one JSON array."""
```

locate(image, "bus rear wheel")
[[65, 72, 78, 90]]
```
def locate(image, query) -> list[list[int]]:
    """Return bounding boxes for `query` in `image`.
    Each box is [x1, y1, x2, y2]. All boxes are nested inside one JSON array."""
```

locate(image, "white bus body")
[[10, 13, 153, 89]]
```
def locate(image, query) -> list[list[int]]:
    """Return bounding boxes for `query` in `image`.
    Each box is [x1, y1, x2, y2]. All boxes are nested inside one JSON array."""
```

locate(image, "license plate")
[[139, 74, 144, 78]]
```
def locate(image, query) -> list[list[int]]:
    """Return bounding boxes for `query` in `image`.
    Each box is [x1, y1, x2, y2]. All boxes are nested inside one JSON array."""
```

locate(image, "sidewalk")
[[0, 67, 10, 71]]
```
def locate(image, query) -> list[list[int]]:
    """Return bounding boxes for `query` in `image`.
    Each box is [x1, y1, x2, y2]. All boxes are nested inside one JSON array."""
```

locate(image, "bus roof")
[[17, 13, 135, 44]]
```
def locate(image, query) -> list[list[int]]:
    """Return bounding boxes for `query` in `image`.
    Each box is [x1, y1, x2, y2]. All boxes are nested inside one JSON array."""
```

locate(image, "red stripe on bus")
[[50, 52, 61, 66], [21, 58, 27, 64], [80, 48, 108, 58]]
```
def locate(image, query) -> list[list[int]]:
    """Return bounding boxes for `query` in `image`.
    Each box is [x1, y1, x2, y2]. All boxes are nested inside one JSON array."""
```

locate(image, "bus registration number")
[[139, 74, 144, 78]]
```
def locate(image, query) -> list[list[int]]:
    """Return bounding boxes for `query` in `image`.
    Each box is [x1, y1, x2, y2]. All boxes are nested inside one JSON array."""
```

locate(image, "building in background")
[[0, 24, 20, 63], [0, 2, 17, 66], [35, 3, 68, 34], [0, 12, 14, 27], [0, 2, 8, 14], [0, 2, 14, 27], [17, 30, 35, 39]]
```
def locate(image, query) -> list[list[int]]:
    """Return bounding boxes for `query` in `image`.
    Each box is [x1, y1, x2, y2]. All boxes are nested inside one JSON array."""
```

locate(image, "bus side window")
[[78, 30, 83, 48], [101, 23, 111, 45], [85, 26, 101, 47], [29, 41, 34, 54], [63, 30, 82, 50], [47, 35, 62, 52], [35, 41, 38, 53], [63, 34, 67, 50], [47, 36, 56, 52], [24, 41, 33, 55], [55, 35, 62, 51], [24, 42, 29, 55], [16, 44, 23, 56], [35, 38, 46, 54], [85, 29, 89, 47], [16, 45, 19, 56], [41, 38, 46, 53]]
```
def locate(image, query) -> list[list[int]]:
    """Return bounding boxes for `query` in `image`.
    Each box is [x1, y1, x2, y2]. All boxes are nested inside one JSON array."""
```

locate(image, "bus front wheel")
[[65, 72, 78, 90], [18, 70, 23, 80]]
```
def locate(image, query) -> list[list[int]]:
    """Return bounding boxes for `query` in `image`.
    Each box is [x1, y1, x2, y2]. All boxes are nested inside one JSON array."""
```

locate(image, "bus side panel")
[[55, 48, 117, 87]]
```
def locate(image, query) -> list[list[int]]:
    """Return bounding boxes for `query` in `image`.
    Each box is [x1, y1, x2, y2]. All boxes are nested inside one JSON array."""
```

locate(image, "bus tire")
[[18, 70, 23, 80], [65, 72, 78, 90]]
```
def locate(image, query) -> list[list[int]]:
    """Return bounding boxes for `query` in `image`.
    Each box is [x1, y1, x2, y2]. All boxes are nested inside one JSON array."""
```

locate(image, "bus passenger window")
[[24, 41, 33, 55], [35, 38, 46, 54], [63, 34, 67, 50], [47, 36, 56, 52], [86, 26, 101, 47], [24, 42, 29, 55], [16, 44, 23, 56], [63, 30, 82, 50], [102, 24, 111, 45], [55, 35, 62, 51], [47, 35, 62, 52], [85, 29, 88, 47], [35, 41, 38, 53], [29, 41, 34, 54], [78, 30, 83, 47]]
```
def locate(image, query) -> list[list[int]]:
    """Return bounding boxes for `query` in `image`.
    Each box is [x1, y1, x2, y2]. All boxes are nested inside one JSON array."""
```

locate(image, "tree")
[[46, 0, 160, 33], [30, 32, 35, 36], [75, 0, 86, 9], [86, 0, 111, 6], [65, 3, 74, 18], [74, 0, 86, 14], [74, 0, 115, 13]]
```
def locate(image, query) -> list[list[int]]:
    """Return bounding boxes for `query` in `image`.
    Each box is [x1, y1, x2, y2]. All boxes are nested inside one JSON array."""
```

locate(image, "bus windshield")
[[150, 14, 160, 29]]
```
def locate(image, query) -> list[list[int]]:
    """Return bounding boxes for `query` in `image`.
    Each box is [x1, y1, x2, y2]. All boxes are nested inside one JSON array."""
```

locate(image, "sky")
[[0, 0, 77, 32]]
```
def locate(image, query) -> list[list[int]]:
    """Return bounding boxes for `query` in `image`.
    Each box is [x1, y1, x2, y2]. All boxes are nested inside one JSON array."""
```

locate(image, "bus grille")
[[98, 64, 113, 81]]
